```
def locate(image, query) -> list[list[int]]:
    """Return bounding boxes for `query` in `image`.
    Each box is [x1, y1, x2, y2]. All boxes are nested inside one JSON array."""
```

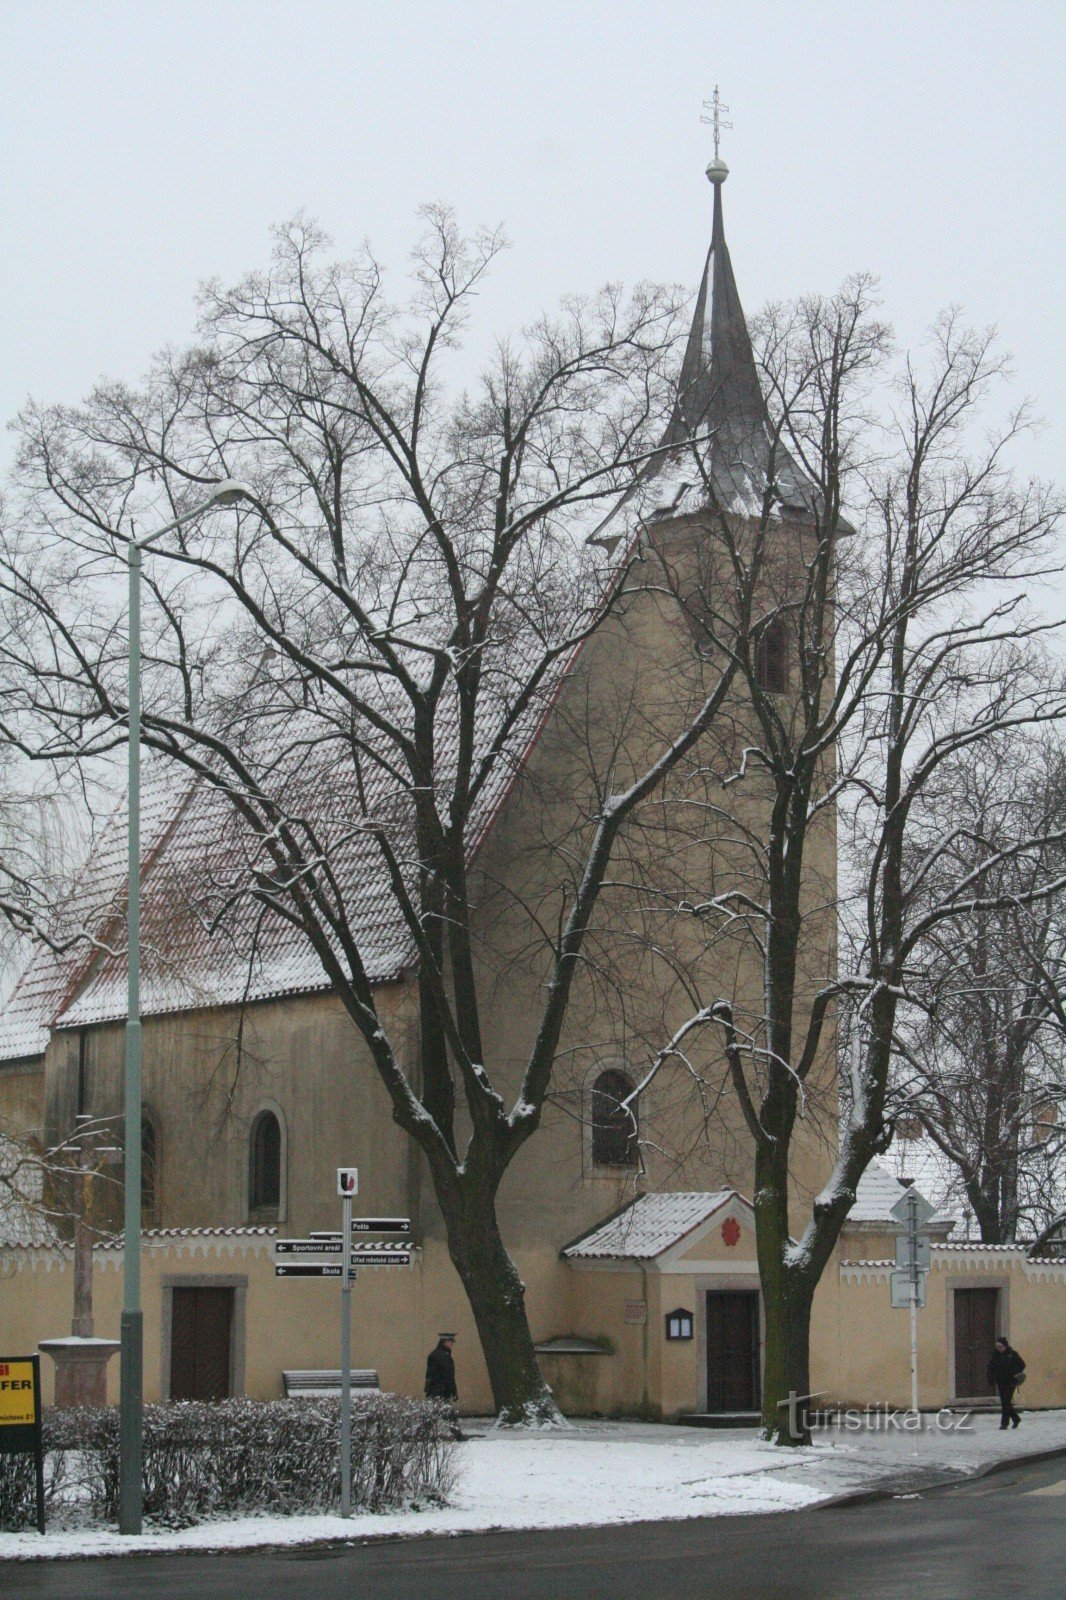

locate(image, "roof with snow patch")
[[0, 627, 579, 1060], [561, 1190, 741, 1260], [845, 1160, 955, 1230]]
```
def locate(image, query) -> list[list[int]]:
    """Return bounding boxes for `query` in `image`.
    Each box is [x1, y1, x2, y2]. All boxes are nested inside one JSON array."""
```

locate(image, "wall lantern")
[[665, 1308, 694, 1341]]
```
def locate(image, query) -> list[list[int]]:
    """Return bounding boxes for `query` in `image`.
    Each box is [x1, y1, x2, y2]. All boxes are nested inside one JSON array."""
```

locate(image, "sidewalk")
[[2, 1409, 1063, 1561]]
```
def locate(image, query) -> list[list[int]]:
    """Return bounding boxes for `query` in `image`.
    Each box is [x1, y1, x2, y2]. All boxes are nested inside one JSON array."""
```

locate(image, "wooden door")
[[953, 1288, 998, 1398], [170, 1287, 234, 1401], [706, 1291, 760, 1411]]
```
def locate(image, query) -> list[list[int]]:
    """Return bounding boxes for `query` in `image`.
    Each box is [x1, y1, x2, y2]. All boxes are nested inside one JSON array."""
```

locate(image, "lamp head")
[[209, 478, 254, 507]]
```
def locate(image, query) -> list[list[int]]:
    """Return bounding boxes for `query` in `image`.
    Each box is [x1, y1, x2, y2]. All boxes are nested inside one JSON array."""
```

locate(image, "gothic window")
[[591, 1068, 639, 1168], [755, 617, 789, 694], [140, 1115, 159, 1226], [248, 1109, 282, 1221]]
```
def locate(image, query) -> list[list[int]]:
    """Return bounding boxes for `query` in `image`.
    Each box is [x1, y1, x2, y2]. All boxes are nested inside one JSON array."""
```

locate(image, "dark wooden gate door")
[[953, 1288, 998, 1397], [706, 1291, 760, 1411], [170, 1287, 234, 1401]]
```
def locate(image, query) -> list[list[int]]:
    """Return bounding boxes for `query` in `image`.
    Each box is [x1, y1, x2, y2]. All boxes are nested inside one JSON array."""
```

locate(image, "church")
[[1, 148, 1063, 1422]]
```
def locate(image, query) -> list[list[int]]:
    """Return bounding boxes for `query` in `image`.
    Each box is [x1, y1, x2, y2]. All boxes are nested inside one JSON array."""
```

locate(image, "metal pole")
[[119, 543, 144, 1534], [341, 1189, 352, 1517], [907, 1193, 920, 1449]]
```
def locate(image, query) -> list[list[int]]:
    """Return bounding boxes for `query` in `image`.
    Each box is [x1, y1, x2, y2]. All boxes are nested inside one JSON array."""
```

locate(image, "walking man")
[[987, 1335, 1026, 1429], [424, 1332, 459, 1404]]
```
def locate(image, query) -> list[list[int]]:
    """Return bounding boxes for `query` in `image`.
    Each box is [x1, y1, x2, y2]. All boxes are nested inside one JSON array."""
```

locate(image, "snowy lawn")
[[2, 1409, 1064, 1562]]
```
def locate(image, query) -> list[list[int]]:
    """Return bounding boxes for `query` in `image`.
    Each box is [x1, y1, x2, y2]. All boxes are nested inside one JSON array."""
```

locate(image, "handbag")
[[1014, 1369, 1027, 1386]]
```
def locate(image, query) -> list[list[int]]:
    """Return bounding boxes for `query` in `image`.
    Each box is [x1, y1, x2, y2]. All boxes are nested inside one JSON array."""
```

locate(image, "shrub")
[[1, 1394, 458, 1529], [0, 1428, 68, 1531]]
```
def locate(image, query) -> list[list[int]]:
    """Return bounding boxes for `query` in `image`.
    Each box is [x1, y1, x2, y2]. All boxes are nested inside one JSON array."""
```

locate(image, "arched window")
[[141, 1115, 159, 1226], [248, 1110, 282, 1220], [591, 1068, 639, 1168], [755, 617, 789, 694]]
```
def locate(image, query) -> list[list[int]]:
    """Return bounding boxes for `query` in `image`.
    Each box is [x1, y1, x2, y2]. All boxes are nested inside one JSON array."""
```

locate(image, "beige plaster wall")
[[825, 1255, 1066, 1412], [0, 1235, 562, 1412]]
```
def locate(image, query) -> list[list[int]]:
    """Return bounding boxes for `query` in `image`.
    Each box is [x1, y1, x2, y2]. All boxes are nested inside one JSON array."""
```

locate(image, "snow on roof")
[[0, 625, 581, 1061], [562, 1191, 737, 1260], [845, 1160, 954, 1229]]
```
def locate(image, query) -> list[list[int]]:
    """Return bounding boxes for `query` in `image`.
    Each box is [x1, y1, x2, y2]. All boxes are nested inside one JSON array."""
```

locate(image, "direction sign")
[[889, 1188, 937, 1229], [889, 1270, 926, 1309], [350, 1217, 411, 1234], [275, 1263, 344, 1279], [349, 1251, 410, 1266], [310, 1231, 342, 1242], [894, 1234, 931, 1272], [275, 1239, 344, 1256]]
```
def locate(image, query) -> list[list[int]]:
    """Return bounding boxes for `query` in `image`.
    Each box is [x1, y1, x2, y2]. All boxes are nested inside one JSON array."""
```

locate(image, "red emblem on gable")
[[721, 1216, 741, 1248]]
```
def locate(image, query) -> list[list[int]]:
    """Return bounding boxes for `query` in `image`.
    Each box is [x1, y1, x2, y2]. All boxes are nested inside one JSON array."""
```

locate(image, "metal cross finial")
[[701, 86, 732, 160]]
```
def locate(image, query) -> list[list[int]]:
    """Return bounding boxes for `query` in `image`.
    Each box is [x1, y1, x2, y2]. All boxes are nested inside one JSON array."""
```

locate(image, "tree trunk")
[[754, 1152, 816, 1445], [438, 1175, 563, 1425]]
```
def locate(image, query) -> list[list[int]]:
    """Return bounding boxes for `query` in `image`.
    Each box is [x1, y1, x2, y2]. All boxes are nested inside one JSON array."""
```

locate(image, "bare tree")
[[886, 732, 1066, 1242], [0, 210, 763, 1422], [632, 285, 1065, 1440]]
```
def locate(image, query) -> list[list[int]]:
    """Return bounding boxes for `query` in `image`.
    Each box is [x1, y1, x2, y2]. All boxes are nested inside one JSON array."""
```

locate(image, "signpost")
[[889, 1185, 936, 1418], [337, 1167, 358, 1520], [274, 1263, 344, 1278], [273, 1167, 415, 1520], [275, 1239, 343, 1255], [0, 1355, 45, 1533]]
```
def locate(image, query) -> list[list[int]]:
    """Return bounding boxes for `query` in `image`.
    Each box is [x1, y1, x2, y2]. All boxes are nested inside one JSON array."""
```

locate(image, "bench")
[[283, 1368, 380, 1399]]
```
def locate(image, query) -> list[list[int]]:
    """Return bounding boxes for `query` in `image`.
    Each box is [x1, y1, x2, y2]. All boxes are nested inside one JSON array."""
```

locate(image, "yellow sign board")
[[0, 1359, 37, 1427]]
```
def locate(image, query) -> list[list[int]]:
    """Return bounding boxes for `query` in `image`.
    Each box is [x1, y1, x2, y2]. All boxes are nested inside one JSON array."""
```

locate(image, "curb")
[[815, 1441, 1066, 1511]]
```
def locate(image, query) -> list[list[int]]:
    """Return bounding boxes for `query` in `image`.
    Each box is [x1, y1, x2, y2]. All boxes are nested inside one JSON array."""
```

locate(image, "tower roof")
[[662, 165, 815, 516], [589, 161, 816, 550]]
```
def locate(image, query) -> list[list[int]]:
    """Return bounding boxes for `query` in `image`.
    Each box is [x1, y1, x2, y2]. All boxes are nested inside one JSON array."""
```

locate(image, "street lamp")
[[120, 478, 253, 1535]]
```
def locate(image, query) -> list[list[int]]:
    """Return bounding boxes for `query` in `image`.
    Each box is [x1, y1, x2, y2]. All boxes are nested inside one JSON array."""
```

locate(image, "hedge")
[[0, 1394, 459, 1530]]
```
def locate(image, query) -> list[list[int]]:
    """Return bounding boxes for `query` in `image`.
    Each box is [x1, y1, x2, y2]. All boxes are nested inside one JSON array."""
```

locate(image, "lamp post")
[[120, 478, 253, 1535]]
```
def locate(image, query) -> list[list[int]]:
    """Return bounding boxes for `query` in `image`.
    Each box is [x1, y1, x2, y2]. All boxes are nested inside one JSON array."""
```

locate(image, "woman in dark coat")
[[987, 1336, 1026, 1429]]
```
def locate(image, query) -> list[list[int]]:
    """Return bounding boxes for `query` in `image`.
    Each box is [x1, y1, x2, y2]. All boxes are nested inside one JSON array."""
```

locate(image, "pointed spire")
[[663, 169, 767, 460], [657, 153, 814, 517], [587, 136, 814, 552]]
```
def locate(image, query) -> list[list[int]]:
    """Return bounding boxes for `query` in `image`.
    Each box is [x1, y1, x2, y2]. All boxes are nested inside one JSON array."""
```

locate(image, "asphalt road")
[[4, 1453, 1065, 1600]]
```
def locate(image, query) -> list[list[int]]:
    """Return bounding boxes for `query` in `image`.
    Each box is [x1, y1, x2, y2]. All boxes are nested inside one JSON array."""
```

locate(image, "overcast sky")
[[2, 0, 1064, 550]]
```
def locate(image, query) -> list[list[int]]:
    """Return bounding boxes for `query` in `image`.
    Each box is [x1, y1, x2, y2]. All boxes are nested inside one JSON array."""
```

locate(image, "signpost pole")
[[337, 1170, 358, 1518], [32, 1356, 45, 1535], [907, 1191, 920, 1418]]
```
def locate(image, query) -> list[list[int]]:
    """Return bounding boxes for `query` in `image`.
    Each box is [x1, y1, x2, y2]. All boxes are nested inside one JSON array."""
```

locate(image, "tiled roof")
[[845, 1160, 955, 1229], [0, 627, 581, 1061], [562, 1190, 737, 1260]]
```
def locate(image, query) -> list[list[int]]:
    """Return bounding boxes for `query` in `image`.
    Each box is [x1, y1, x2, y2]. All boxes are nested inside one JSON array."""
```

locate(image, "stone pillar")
[[39, 1338, 121, 1408]]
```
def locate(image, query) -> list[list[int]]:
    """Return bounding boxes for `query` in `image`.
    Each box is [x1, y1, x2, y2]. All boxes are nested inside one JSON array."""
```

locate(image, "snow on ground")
[[2, 1410, 1064, 1562]]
